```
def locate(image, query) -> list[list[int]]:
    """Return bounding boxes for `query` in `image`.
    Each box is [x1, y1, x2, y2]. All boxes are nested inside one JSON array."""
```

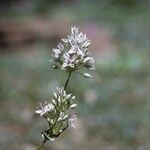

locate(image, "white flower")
[[35, 102, 54, 116], [53, 87, 77, 110], [52, 49, 62, 59], [69, 115, 79, 128], [36, 87, 78, 140], [58, 112, 68, 121], [84, 57, 95, 70], [50, 27, 95, 72]]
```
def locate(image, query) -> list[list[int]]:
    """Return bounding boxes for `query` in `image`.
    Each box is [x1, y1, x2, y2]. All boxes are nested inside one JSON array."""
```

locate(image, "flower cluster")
[[36, 27, 95, 149], [35, 87, 77, 141], [50, 27, 95, 75]]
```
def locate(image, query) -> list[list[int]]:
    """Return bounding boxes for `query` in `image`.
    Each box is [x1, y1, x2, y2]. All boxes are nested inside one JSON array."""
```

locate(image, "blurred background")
[[0, 0, 150, 150]]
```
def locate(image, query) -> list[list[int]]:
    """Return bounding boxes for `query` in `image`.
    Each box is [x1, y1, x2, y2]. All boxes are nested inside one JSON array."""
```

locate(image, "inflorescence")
[[36, 27, 95, 149], [35, 87, 77, 141], [50, 27, 95, 74]]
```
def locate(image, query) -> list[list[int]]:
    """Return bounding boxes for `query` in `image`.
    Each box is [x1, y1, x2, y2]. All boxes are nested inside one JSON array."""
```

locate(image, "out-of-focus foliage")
[[0, 0, 150, 150]]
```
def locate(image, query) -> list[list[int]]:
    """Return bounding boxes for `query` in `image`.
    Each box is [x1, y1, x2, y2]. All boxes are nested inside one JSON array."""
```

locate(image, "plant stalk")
[[37, 139, 47, 150], [64, 71, 72, 90]]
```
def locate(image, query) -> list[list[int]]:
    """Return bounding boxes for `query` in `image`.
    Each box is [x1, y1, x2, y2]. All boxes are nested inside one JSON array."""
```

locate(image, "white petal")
[[58, 43, 64, 50], [70, 103, 77, 108], [72, 96, 76, 100], [35, 110, 42, 114], [53, 48, 61, 54], [83, 73, 92, 78], [54, 92, 57, 99], [62, 38, 68, 43], [66, 93, 72, 99]]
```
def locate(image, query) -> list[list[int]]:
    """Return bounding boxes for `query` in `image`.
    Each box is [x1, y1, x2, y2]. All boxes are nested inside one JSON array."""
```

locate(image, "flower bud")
[[83, 73, 92, 78]]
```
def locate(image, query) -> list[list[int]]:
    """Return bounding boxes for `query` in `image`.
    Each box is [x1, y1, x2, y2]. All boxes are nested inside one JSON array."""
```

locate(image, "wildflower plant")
[[36, 27, 95, 149]]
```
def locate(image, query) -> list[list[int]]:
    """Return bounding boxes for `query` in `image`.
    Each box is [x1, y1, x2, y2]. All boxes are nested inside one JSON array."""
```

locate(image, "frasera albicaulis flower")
[[35, 87, 77, 141], [50, 27, 95, 77]]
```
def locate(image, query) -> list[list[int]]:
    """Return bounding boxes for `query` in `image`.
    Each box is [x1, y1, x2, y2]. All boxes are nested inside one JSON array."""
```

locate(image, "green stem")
[[64, 71, 72, 90], [37, 139, 47, 150]]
